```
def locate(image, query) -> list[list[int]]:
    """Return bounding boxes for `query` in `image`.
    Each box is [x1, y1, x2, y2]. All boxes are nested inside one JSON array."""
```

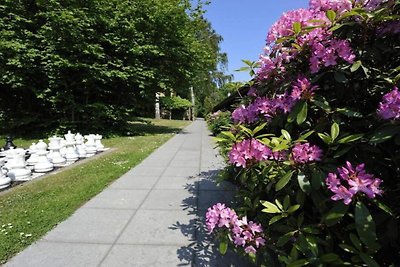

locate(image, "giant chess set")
[[0, 132, 109, 190]]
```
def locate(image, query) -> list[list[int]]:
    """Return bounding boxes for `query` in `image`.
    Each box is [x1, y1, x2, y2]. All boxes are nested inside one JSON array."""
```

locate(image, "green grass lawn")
[[0, 119, 191, 264]]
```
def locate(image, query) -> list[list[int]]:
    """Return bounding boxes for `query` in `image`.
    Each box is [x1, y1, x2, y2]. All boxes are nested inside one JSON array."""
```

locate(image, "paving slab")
[[43, 208, 135, 243], [6, 120, 252, 267], [109, 175, 159, 190], [100, 244, 191, 267], [154, 175, 198, 190], [141, 189, 196, 210], [5, 242, 111, 267], [116, 209, 197, 245], [82, 189, 148, 210]]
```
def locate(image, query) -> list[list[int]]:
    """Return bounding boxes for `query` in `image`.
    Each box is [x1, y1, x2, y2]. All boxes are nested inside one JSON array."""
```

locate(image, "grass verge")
[[0, 119, 191, 263]]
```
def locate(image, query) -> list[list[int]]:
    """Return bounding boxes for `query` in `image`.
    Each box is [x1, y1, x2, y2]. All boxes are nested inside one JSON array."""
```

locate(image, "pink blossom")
[[291, 77, 319, 100], [205, 203, 238, 233], [310, 38, 355, 73], [331, 185, 355, 205], [377, 87, 400, 120], [206, 204, 266, 254], [291, 143, 323, 164], [326, 162, 383, 205], [228, 139, 271, 168], [309, 0, 353, 14], [244, 246, 257, 254], [232, 105, 258, 124]]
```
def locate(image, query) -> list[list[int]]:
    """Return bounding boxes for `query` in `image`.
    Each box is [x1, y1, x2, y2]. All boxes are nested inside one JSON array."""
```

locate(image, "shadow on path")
[[170, 169, 255, 267]]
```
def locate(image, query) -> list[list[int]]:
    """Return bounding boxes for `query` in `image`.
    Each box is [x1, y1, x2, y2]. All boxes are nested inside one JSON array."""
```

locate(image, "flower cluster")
[[326, 161, 383, 205], [377, 86, 400, 120], [310, 39, 355, 73], [291, 76, 319, 100], [309, 0, 353, 14], [267, 8, 324, 45], [206, 203, 266, 254], [205, 203, 238, 232], [232, 94, 297, 124], [291, 142, 323, 164], [258, 0, 357, 79], [232, 104, 259, 124], [228, 139, 271, 168]]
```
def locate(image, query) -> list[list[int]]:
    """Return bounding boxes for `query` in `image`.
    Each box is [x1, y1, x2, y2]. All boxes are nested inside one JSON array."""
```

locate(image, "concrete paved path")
[[5, 120, 252, 267]]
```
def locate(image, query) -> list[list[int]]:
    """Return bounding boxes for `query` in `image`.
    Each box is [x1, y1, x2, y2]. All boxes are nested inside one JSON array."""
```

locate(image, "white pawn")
[[94, 134, 105, 151], [64, 131, 78, 163], [85, 134, 97, 157], [26, 143, 39, 166], [34, 140, 53, 173], [75, 133, 87, 158]]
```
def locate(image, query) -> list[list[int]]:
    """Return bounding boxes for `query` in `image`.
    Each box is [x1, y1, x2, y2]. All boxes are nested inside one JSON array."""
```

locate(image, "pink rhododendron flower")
[[228, 139, 271, 168], [310, 39, 355, 73], [206, 204, 266, 254], [291, 143, 323, 164], [231, 94, 298, 124], [326, 161, 383, 205], [377, 87, 400, 120], [232, 105, 258, 124], [267, 8, 323, 45], [291, 76, 319, 100], [309, 0, 353, 14], [205, 203, 238, 233]]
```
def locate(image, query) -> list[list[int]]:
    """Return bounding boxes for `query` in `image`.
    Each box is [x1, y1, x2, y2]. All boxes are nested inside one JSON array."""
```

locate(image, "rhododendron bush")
[[207, 0, 399, 266]]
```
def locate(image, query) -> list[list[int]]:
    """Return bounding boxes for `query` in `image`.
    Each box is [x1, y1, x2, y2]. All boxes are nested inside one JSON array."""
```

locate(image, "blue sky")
[[204, 0, 309, 82]]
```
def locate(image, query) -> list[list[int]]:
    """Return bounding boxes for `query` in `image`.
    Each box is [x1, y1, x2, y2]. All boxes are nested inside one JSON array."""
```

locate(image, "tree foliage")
[[0, 0, 224, 134]]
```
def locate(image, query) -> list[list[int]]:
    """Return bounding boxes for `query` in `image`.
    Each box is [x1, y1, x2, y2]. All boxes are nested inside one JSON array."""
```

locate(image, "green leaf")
[[281, 129, 291, 140], [359, 253, 379, 267], [287, 204, 301, 214], [253, 123, 267, 136], [283, 195, 291, 210], [349, 233, 362, 251], [297, 130, 314, 141], [275, 171, 295, 191], [355, 201, 379, 251], [239, 125, 253, 137], [334, 71, 348, 83], [296, 101, 308, 125], [312, 99, 331, 111], [350, 60, 362, 72], [293, 22, 302, 34], [219, 240, 228, 255], [275, 199, 283, 210], [336, 108, 363, 118], [361, 65, 370, 78], [287, 259, 309, 267], [269, 215, 283, 225], [326, 10, 337, 22], [331, 122, 340, 141], [297, 173, 311, 193], [329, 23, 344, 31], [337, 134, 363, 144], [220, 131, 236, 141], [369, 126, 400, 144], [318, 132, 332, 144], [321, 253, 340, 263], [373, 199, 393, 215], [339, 244, 357, 254], [288, 101, 305, 123], [333, 146, 352, 158], [323, 202, 349, 226], [277, 231, 295, 247], [261, 201, 282, 213]]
